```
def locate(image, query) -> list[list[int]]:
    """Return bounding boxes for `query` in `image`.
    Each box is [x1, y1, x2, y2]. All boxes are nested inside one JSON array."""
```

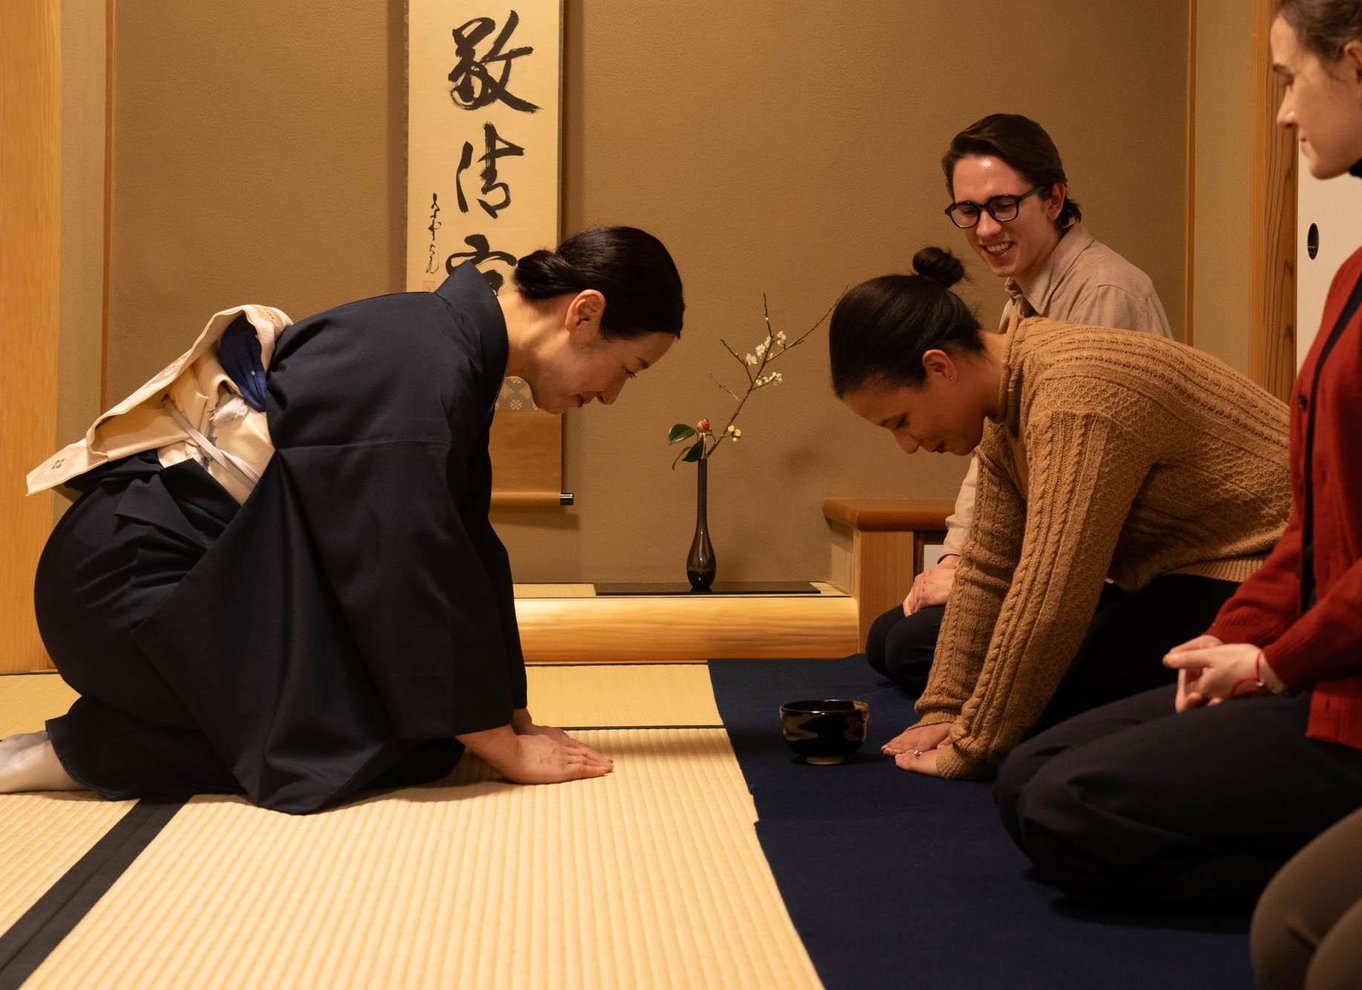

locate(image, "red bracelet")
[[1229, 650, 1270, 698]]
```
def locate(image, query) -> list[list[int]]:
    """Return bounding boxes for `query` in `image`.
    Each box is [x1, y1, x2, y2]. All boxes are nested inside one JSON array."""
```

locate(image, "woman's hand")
[[500, 735, 614, 784], [458, 723, 614, 784], [1163, 636, 1282, 712], [882, 721, 952, 758], [904, 555, 959, 615], [893, 745, 944, 776], [510, 708, 571, 744], [1165, 634, 1223, 711]]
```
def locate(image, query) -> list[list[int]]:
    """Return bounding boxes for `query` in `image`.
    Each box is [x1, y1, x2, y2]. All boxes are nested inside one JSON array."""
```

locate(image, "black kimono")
[[35, 264, 527, 813]]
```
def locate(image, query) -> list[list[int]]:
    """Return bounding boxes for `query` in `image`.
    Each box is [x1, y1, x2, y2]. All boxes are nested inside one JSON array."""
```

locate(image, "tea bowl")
[[779, 699, 870, 765]]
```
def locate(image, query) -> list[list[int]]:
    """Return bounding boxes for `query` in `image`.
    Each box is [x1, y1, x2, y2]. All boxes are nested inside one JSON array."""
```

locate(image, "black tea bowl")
[[779, 699, 870, 765]]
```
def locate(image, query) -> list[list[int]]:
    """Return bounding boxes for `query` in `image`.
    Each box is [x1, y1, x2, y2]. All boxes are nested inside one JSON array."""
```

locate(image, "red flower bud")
[[697, 419, 710, 432]]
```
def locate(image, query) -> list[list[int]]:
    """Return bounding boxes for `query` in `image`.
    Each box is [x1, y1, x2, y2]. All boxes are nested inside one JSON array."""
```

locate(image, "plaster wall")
[[92, 0, 1190, 584], [1191, 0, 1253, 372]]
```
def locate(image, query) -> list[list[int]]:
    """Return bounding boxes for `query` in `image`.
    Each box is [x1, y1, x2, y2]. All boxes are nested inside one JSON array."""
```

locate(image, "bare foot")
[[0, 731, 83, 793]]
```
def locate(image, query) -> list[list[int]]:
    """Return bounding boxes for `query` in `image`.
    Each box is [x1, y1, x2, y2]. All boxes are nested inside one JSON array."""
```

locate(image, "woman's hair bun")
[[911, 246, 966, 290], [514, 248, 584, 297], [510, 226, 685, 338]]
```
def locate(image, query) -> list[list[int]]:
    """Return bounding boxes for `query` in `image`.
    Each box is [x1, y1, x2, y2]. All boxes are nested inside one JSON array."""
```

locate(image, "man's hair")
[[942, 113, 1081, 234]]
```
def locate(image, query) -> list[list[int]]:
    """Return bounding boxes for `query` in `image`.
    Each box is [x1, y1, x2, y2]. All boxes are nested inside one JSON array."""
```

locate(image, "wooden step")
[[513, 583, 857, 662]]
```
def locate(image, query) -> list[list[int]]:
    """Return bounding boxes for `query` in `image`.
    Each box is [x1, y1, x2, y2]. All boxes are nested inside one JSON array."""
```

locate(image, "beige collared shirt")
[[942, 224, 1172, 556], [999, 223, 1171, 337]]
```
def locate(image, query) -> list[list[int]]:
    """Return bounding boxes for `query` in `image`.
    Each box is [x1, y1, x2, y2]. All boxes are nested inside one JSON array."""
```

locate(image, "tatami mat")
[[0, 674, 76, 738], [514, 583, 597, 598], [525, 662, 721, 727], [0, 666, 717, 737], [1, 674, 135, 941], [4, 665, 819, 990], [23, 729, 819, 990], [0, 794, 135, 935]]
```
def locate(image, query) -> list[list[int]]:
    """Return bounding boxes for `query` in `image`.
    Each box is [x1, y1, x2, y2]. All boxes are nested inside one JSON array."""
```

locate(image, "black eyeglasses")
[[943, 186, 1046, 229]]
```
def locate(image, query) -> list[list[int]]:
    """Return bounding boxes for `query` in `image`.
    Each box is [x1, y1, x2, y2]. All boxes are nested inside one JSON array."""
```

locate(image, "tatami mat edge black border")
[[0, 798, 185, 990]]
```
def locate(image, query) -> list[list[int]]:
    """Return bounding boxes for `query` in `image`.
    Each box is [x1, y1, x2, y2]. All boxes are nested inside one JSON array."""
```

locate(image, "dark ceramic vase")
[[687, 457, 717, 591]]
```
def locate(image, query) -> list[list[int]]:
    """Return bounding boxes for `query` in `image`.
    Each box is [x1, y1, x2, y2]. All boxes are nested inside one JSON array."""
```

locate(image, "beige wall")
[[104, 2, 406, 397], [1192, 0, 1254, 372], [505, 0, 1189, 582], [86, 0, 1189, 586], [58, 0, 105, 459]]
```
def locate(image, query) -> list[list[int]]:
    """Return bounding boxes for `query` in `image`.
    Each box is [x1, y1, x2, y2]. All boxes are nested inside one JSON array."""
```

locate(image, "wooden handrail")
[[822, 498, 955, 532]]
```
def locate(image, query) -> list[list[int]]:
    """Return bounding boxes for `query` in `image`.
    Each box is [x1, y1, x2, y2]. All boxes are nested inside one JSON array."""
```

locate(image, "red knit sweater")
[[1208, 244, 1362, 749]]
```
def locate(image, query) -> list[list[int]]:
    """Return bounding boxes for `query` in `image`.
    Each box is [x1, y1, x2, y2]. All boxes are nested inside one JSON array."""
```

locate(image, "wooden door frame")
[[1, 0, 62, 673], [1184, 0, 1197, 345]]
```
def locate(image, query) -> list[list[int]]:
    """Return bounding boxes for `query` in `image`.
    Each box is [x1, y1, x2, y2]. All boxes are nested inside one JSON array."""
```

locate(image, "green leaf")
[[667, 423, 697, 444], [671, 439, 701, 469]]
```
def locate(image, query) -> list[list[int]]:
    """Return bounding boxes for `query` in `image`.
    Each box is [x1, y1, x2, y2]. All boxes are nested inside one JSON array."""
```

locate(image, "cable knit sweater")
[[918, 319, 1293, 778]]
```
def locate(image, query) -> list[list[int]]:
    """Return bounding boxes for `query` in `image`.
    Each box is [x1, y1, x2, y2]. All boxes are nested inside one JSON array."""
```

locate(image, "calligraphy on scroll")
[[408, 0, 565, 494], [406, 1, 562, 306]]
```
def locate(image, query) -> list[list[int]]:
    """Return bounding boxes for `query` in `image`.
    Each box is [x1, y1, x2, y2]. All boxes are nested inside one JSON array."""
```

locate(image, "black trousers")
[[865, 603, 944, 693], [996, 686, 1362, 916], [866, 575, 1238, 729], [37, 455, 462, 806], [37, 456, 243, 798]]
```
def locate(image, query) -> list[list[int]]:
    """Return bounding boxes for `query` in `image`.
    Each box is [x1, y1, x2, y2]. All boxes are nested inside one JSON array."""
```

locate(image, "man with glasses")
[[865, 113, 1172, 693]]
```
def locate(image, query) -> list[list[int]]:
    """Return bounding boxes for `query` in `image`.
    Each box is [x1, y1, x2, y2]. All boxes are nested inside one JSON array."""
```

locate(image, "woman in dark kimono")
[[1, 226, 684, 814]]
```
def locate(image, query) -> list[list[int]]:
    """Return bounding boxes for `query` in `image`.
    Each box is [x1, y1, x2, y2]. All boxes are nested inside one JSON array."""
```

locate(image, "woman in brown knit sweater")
[[829, 248, 1292, 781]]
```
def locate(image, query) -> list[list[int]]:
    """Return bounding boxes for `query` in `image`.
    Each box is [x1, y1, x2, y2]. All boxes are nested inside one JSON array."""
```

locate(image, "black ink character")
[[448, 12, 539, 113], [455, 122, 526, 219], [445, 234, 517, 292], [425, 193, 443, 275]]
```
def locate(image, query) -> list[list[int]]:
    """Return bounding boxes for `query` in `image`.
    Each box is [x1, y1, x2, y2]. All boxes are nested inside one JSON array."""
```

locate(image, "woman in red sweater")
[[996, 0, 1362, 919]]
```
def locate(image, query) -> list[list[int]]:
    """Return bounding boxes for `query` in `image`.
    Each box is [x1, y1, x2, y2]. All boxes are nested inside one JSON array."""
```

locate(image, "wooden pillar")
[[1183, 0, 1197, 345], [0, 1, 62, 672]]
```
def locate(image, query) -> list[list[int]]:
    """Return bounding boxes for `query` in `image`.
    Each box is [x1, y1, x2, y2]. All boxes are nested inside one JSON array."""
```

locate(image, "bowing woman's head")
[[829, 247, 1002, 456], [503, 226, 685, 414], [1272, 0, 1362, 179]]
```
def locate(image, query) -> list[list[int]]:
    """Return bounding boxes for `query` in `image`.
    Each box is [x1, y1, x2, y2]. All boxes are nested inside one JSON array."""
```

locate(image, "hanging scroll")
[[406, 0, 566, 506]]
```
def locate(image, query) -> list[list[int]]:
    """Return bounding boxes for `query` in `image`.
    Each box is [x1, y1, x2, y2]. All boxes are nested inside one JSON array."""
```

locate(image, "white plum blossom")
[[666, 294, 832, 467]]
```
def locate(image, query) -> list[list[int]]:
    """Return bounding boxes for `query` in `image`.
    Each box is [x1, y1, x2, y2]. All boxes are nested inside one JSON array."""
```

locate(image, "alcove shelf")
[[512, 583, 857, 662]]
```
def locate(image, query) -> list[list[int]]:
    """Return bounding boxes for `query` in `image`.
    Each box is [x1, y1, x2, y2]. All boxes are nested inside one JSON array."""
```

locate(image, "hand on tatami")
[[503, 734, 614, 784], [510, 707, 570, 742], [903, 556, 959, 615], [459, 724, 614, 784], [882, 721, 951, 758], [1163, 635, 1282, 712]]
